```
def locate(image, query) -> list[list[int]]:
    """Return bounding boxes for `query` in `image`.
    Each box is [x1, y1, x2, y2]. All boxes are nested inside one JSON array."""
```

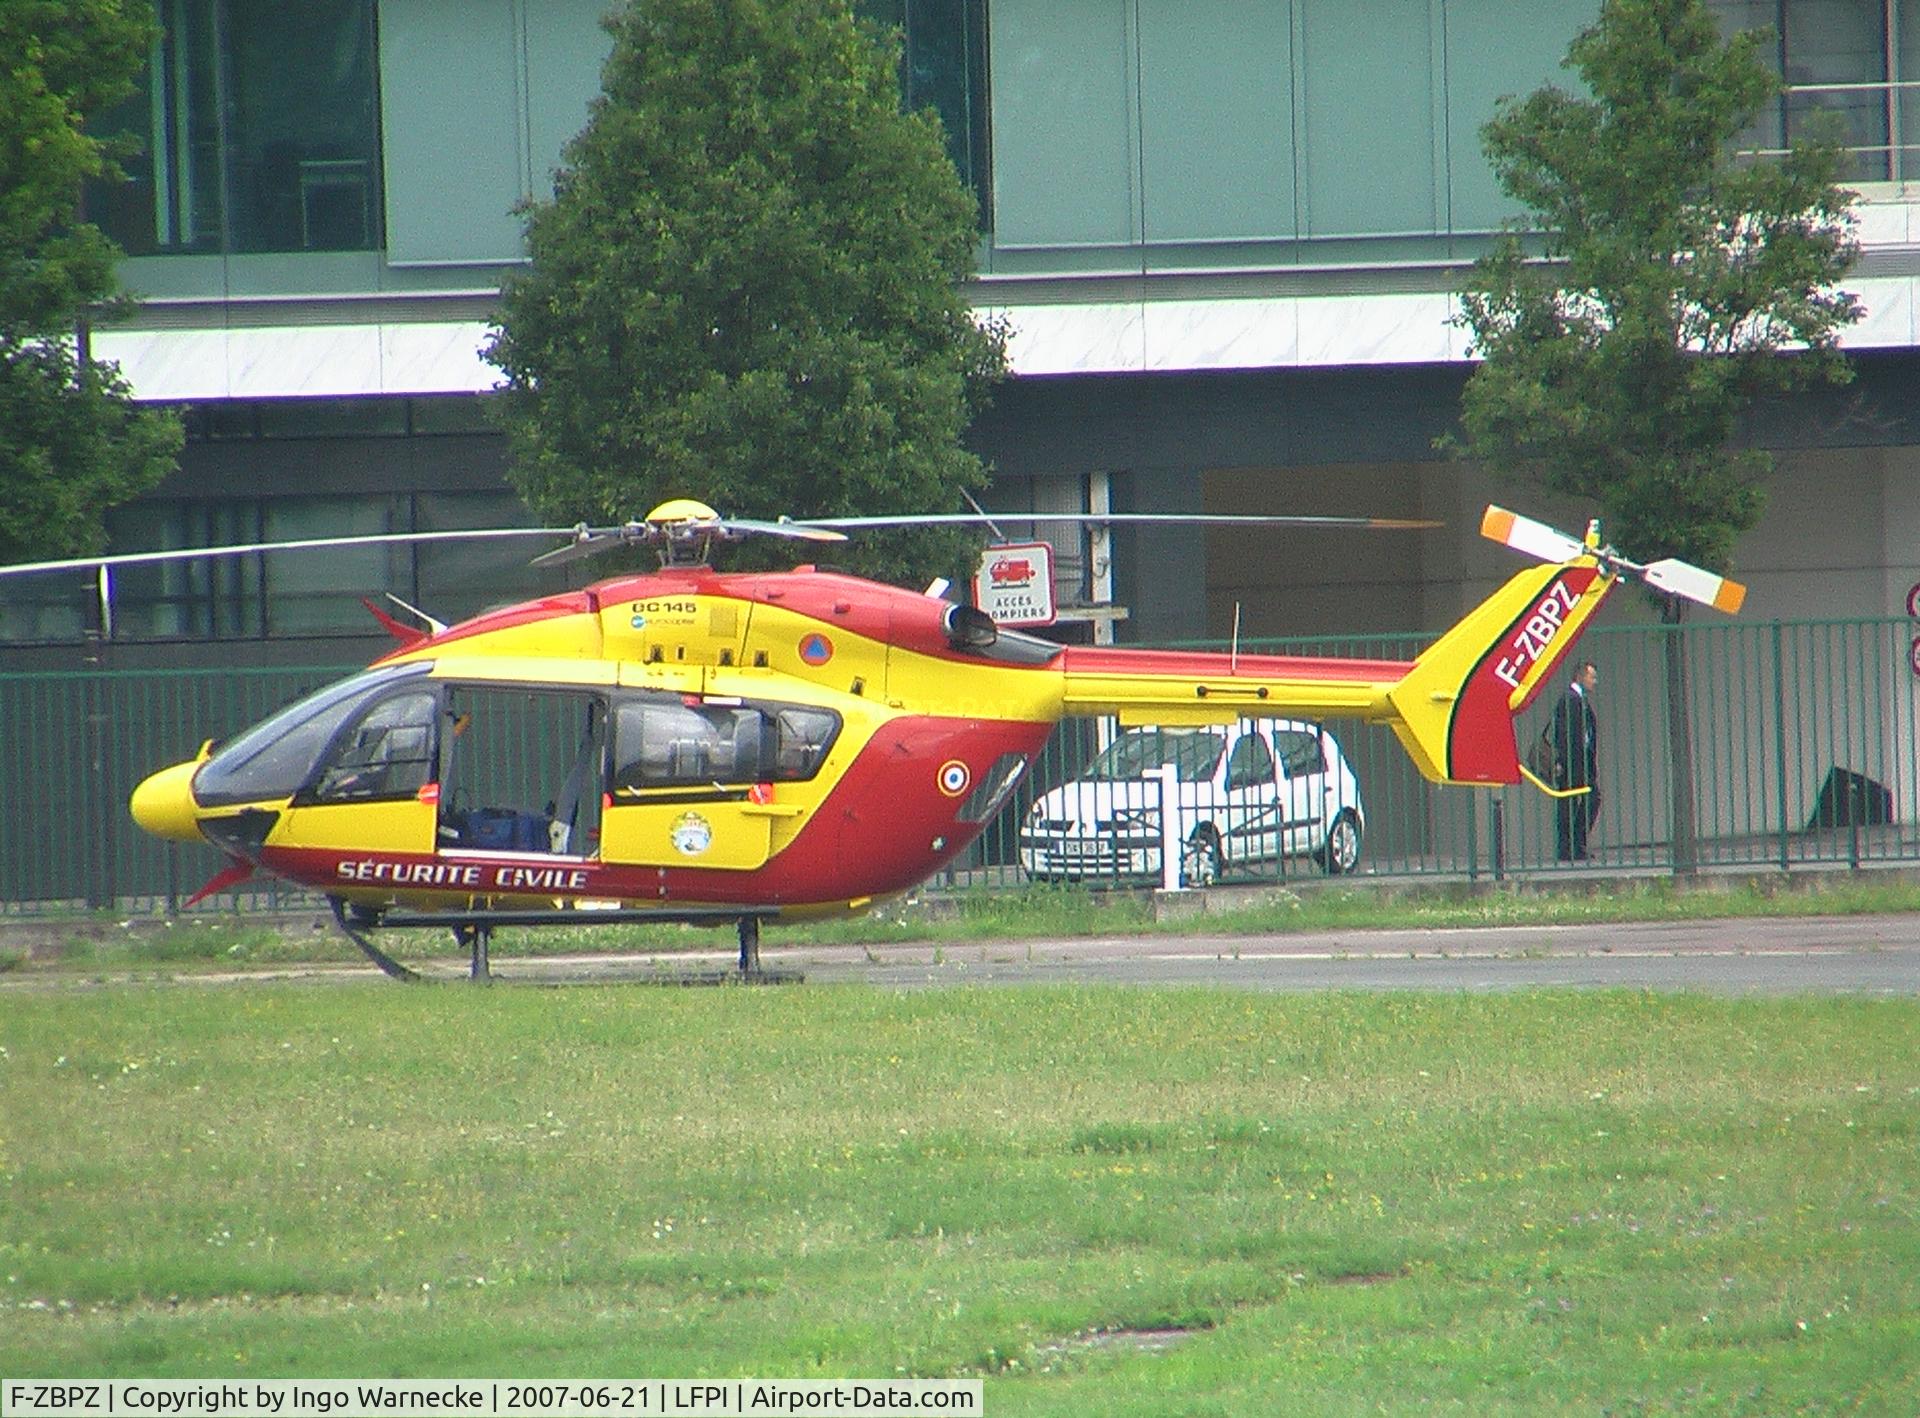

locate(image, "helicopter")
[[8, 498, 1744, 981]]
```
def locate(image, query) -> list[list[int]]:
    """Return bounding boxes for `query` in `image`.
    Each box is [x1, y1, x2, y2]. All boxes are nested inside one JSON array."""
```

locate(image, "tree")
[[0, 0, 181, 566], [1449, 0, 1860, 868], [485, 0, 1008, 587]]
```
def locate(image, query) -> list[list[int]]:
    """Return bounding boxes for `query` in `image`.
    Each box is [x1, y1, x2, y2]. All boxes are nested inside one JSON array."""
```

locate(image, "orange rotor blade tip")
[[1714, 578, 1747, 615], [1480, 507, 1517, 543]]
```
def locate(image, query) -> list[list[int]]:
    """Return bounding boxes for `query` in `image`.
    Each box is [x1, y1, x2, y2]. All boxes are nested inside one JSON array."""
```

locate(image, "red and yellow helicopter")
[[8, 498, 1744, 980]]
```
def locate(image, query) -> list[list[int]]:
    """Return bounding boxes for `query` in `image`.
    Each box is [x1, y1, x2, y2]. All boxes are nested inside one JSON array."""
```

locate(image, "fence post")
[[1152, 764, 1182, 892], [1772, 620, 1791, 874], [1490, 796, 1506, 883]]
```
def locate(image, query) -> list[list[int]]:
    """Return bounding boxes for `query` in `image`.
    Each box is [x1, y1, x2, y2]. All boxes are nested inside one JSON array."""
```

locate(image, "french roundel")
[[937, 760, 971, 797], [799, 633, 834, 666]]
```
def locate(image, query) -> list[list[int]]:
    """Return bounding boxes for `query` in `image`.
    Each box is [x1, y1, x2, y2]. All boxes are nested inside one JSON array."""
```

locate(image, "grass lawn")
[[2, 983, 1915, 1413]]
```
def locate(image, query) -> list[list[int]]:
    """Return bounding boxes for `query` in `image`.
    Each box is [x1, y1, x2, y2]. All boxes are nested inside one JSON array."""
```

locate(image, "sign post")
[[973, 541, 1056, 627]]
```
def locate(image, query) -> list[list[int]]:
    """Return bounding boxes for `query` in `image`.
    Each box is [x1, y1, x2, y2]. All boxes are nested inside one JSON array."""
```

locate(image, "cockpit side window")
[[194, 664, 432, 806], [308, 691, 440, 802]]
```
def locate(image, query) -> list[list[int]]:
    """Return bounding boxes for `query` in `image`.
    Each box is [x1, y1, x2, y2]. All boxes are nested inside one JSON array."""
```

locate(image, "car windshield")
[[1084, 729, 1223, 783]]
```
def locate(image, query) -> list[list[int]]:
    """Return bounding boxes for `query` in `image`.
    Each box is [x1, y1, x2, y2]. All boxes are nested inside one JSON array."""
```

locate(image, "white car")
[[1018, 719, 1365, 886]]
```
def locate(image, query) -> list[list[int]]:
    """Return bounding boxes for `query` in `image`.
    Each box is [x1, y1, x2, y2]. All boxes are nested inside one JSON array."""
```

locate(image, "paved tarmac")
[[9, 913, 1919, 994], [717, 913, 1920, 994], [299, 911, 1920, 993]]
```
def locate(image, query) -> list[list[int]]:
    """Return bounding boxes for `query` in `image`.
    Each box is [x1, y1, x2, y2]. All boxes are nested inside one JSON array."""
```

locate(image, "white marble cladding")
[[94, 320, 501, 401], [96, 197, 1920, 398]]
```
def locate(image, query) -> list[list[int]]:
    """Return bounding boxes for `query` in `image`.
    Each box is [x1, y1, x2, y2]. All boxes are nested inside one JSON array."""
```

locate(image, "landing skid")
[[328, 897, 422, 982], [324, 898, 797, 984]]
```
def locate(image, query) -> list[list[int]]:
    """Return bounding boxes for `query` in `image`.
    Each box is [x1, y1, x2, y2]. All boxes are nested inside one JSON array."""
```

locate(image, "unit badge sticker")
[[799, 633, 834, 666], [670, 811, 713, 856]]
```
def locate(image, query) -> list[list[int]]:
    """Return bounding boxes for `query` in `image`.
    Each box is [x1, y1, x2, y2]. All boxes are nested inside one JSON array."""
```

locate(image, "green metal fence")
[[3, 617, 1916, 915]]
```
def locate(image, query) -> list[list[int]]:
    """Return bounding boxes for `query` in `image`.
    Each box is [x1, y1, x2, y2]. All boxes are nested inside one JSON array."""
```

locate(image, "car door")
[[1219, 729, 1279, 862], [1271, 726, 1331, 858]]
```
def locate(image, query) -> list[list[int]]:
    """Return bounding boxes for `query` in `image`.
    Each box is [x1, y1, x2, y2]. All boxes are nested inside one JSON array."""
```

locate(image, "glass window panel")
[[409, 396, 498, 436], [1783, 0, 1890, 179], [990, 0, 1136, 247], [1225, 733, 1274, 791], [414, 491, 548, 626], [223, 0, 383, 252], [311, 690, 440, 801], [1711, 1, 1788, 161], [261, 496, 406, 635], [256, 397, 407, 439], [0, 571, 92, 644], [861, 0, 991, 226], [107, 500, 262, 640], [87, 0, 224, 253], [202, 402, 260, 440]]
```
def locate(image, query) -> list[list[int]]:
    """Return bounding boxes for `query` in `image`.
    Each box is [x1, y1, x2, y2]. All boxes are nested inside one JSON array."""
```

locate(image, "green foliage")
[[0, 0, 181, 563], [1450, 0, 1860, 572], [485, 0, 1008, 587]]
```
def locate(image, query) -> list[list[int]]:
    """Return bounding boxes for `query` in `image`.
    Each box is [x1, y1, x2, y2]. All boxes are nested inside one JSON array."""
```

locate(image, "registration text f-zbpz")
[[1493, 579, 1580, 690]]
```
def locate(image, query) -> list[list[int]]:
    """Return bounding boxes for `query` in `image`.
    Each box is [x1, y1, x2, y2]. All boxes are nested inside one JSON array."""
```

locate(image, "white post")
[[1089, 470, 1116, 647], [1152, 763, 1182, 892]]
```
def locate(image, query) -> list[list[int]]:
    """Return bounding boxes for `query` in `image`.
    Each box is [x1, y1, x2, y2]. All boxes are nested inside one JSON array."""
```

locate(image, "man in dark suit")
[[1550, 660, 1600, 861]]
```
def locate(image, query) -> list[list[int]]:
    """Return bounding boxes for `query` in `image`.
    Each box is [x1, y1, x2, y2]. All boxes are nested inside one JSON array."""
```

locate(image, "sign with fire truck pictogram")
[[973, 541, 1056, 627]]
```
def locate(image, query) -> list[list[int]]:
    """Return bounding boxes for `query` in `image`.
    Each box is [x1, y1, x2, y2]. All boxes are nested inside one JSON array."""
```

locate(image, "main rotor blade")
[[1643, 558, 1747, 615], [528, 530, 632, 568], [1479, 506, 1586, 564], [0, 528, 578, 580], [794, 512, 1440, 531], [734, 518, 848, 543]]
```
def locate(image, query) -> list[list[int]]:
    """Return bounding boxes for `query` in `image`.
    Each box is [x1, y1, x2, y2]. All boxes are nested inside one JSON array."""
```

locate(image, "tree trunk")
[[1661, 596, 1699, 874]]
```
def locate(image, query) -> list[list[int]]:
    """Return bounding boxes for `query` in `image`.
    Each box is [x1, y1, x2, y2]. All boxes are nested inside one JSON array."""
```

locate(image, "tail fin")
[[1383, 555, 1616, 784]]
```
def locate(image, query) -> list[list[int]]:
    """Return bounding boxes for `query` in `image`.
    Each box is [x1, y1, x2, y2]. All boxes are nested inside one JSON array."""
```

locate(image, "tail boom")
[[1055, 557, 1618, 787], [1059, 647, 1414, 727]]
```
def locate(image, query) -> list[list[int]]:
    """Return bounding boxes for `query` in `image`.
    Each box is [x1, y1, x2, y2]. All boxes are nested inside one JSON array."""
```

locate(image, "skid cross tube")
[[327, 899, 785, 982]]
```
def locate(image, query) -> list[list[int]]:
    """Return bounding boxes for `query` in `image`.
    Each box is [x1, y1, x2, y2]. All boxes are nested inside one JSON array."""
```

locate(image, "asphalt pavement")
[[382, 912, 1920, 992], [9, 912, 1918, 993]]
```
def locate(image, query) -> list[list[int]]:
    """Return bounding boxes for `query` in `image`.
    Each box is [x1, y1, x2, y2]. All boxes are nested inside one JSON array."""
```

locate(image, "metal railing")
[[3, 617, 1916, 916]]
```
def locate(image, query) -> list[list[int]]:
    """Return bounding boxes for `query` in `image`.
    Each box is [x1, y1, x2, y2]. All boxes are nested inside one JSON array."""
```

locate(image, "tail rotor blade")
[[1480, 505, 1586, 564], [1643, 558, 1747, 614]]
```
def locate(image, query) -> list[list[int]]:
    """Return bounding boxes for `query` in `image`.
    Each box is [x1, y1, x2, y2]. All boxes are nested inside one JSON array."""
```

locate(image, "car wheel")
[[1320, 810, 1362, 875], [1180, 826, 1224, 888]]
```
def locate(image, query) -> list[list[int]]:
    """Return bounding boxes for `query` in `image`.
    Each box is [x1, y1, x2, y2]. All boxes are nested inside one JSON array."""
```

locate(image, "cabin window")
[[308, 691, 439, 802], [610, 697, 841, 793]]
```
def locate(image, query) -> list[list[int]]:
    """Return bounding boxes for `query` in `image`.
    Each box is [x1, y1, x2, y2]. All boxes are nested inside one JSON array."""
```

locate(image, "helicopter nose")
[[130, 760, 205, 842]]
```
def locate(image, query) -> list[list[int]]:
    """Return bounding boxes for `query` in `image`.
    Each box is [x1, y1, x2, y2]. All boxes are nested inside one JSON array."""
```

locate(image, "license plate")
[[1056, 841, 1108, 859]]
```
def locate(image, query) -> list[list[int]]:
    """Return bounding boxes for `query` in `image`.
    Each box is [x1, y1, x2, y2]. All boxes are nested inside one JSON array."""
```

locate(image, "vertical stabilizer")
[[1382, 556, 1618, 784]]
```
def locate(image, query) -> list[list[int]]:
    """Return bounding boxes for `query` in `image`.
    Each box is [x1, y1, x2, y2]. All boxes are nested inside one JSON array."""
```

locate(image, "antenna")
[[1230, 601, 1242, 673], [959, 488, 1008, 542]]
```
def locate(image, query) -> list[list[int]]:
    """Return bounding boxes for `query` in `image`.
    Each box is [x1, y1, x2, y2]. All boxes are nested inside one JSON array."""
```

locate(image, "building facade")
[[5, 0, 1918, 665]]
